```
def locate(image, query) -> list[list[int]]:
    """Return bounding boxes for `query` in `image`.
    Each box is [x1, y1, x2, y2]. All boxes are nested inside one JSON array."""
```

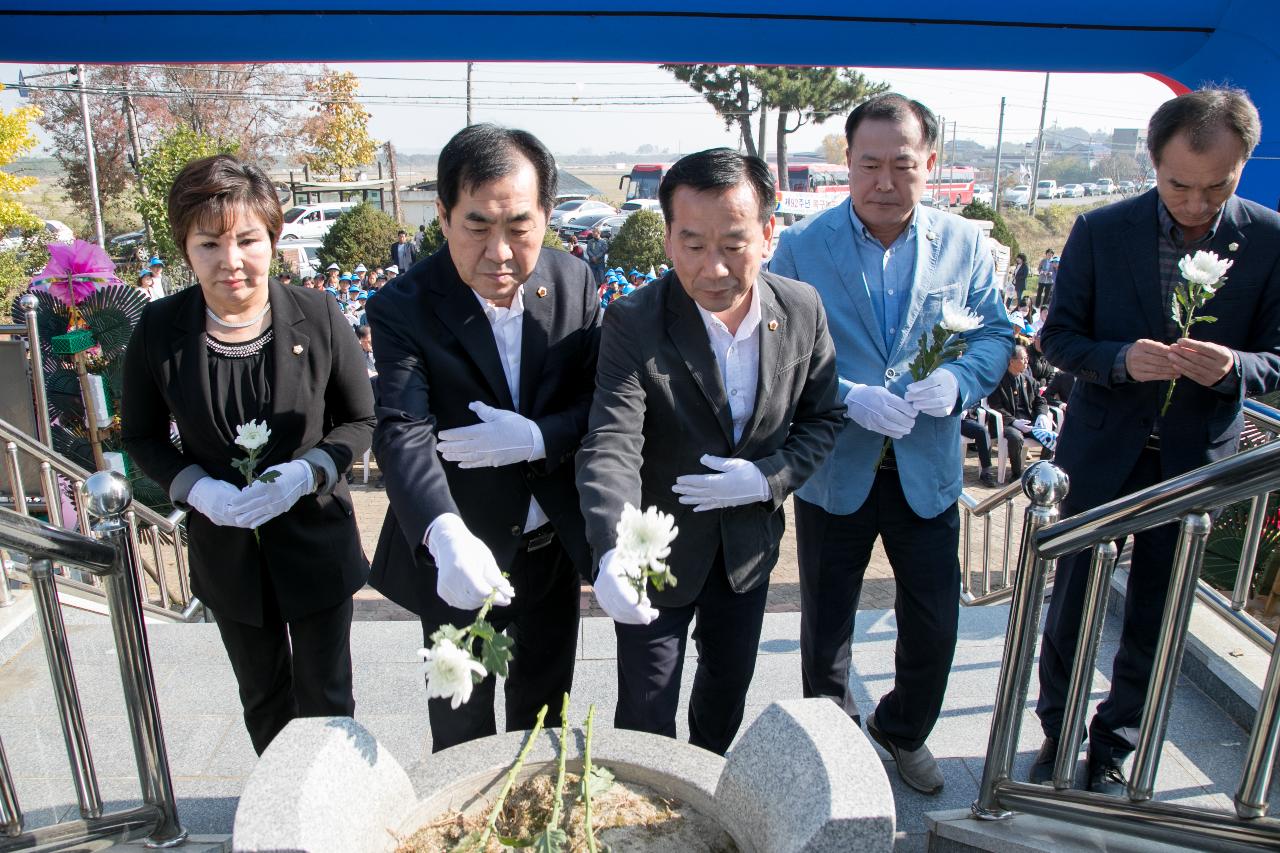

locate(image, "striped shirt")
[[1156, 199, 1222, 340]]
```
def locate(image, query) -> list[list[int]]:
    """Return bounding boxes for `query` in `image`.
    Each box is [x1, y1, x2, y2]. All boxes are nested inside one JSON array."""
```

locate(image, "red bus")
[[926, 165, 977, 207], [619, 164, 671, 200], [787, 163, 850, 194]]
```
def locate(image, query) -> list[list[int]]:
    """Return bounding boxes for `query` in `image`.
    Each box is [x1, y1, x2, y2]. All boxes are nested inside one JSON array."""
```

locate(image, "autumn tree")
[[135, 127, 240, 261], [753, 68, 887, 209], [0, 93, 42, 232], [301, 70, 377, 180], [820, 132, 847, 165]]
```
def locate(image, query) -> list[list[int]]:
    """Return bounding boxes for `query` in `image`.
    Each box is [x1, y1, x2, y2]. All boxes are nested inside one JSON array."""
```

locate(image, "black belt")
[[523, 524, 556, 553]]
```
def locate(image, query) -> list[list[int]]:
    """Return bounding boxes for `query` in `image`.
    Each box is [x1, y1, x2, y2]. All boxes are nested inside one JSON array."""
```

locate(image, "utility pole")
[[384, 141, 403, 223], [1028, 73, 1051, 216], [75, 64, 106, 247], [466, 62, 474, 126], [936, 115, 946, 200], [993, 97, 1007, 213], [122, 87, 153, 249]]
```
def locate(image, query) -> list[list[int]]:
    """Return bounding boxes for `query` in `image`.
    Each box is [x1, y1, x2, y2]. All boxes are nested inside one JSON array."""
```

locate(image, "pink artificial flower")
[[30, 240, 123, 307]]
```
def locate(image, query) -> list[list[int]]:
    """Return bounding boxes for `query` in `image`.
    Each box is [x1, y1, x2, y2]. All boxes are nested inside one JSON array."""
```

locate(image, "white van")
[[279, 201, 357, 240]]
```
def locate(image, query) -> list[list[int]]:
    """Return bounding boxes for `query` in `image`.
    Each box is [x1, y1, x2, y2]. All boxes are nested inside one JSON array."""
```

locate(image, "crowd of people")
[[112, 86, 1278, 807]]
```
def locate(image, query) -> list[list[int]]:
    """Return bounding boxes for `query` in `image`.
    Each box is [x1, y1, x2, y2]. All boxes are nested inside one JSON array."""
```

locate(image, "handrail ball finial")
[[18, 293, 38, 313], [85, 470, 133, 520], [1022, 460, 1070, 508]]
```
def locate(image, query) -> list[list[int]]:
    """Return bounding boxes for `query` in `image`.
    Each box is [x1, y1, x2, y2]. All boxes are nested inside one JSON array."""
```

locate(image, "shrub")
[[606, 210, 668, 273], [960, 200, 1019, 263], [318, 202, 402, 270], [542, 227, 564, 251], [418, 219, 446, 254]]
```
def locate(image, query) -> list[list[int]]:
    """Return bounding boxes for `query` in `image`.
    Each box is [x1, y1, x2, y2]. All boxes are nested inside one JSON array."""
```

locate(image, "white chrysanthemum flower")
[[940, 302, 982, 334], [1178, 251, 1232, 287], [420, 639, 487, 709], [615, 502, 678, 569], [234, 420, 271, 451]]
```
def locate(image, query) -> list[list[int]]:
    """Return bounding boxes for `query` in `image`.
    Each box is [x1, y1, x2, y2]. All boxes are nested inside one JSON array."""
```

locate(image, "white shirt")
[[695, 284, 762, 445], [473, 287, 549, 532], [141, 283, 166, 302]]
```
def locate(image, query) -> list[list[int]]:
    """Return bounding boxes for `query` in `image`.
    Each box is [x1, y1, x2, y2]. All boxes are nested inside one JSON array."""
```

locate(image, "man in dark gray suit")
[[576, 148, 843, 755]]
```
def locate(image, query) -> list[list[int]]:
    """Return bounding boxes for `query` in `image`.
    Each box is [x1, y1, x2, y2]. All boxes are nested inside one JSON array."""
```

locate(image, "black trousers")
[[795, 473, 960, 752], [421, 534, 579, 753], [614, 550, 768, 756], [212, 570, 355, 756], [961, 418, 992, 468], [1037, 448, 1178, 758]]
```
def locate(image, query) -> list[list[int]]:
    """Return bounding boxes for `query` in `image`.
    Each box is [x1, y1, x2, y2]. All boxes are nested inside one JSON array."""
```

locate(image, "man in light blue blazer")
[[771, 93, 1012, 794]]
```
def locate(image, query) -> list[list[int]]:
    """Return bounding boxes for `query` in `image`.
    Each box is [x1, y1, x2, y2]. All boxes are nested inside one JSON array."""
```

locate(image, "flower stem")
[[465, 703, 548, 852], [1160, 379, 1177, 417], [546, 693, 571, 831], [583, 704, 599, 853], [874, 437, 890, 472]]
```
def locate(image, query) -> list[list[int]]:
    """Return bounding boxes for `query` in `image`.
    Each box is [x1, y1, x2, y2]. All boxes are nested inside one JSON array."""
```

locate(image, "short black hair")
[[844, 93, 939, 151], [355, 324, 371, 341], [658, 148, 776, 227], [1147, 86, 1261, 165], [436, 123, 558, 220]]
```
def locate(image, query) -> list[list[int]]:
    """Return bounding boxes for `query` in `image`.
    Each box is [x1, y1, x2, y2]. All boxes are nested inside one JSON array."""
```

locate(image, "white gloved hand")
[[437, 401, 545, 468], [844, 383, 918, 439], [592, 548, 658, 625], [1034, 413, 1054, 431], [671, 454, 771, 512], [426, 513, 515, 610], [230, 460, 316, 528], [1012, 418, 1033, 434], [187, 477, 250, 528], [904, 367, 960, 417]]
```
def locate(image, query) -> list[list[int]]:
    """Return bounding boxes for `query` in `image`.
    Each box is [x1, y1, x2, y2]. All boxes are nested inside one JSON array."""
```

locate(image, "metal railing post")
[[1127, 511, 1213, 802], [18, 293, 51, 449], [86, 472, 187, 848], [973, 462, 1070, 819], [1, 441, 27, 608], [0, 735, 20, 837], [1234, 635, 1280, 818], [29, 557, 103, 818], [1052, 540, 1119, 790], [1233, 493, 1269, 610]]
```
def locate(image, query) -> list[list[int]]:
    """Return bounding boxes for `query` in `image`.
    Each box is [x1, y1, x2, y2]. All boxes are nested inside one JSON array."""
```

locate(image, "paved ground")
[[0, 601, 1266, 852], [346, 451, 1021, 621]]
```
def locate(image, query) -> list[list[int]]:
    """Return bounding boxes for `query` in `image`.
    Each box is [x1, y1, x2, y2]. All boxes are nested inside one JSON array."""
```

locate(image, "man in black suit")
[[1033, 87, 1280, 792], [988, 345, 1054, 480], [367, 125, 600, 751], [389, 229, 418, 272], [575, 148, 843, 755]]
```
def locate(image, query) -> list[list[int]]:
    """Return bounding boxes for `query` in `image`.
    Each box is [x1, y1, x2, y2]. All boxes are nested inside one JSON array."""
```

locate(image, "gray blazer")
[[575, 270, 843, 607]]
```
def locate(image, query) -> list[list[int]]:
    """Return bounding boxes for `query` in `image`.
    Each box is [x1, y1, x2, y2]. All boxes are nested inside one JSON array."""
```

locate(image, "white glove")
[[230, 460, 316, 528], [844, 383, 918, 439], [671, 454, 771, 512], [904, 367, 960, 417], [1012, 418, 1033, 434], [437, 401, 546, 468], [593, 548, 658, 625], [1034, 413, 1054, 431], [187, 477, 249, 528], [426, 513, 515, 610]]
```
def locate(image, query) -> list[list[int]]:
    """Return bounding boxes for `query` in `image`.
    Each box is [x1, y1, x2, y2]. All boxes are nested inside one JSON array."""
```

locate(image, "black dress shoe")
[[1028, 736, 1058, 784], [1086, 751, 1128, 796]]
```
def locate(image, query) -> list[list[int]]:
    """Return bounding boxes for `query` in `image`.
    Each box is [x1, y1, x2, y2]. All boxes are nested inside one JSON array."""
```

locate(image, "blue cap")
[[644, 274, 656, 282], [148, 256, 164, 267], [136, 268, 152, 280], [324, 287, 338, 296]]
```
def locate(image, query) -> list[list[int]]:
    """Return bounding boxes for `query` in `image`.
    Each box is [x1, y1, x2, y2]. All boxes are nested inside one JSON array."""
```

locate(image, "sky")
[[0, 61, 1178, 158]]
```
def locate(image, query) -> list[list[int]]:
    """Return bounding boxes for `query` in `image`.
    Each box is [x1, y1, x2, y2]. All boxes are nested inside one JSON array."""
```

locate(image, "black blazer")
[[366, 246, 600, 615], [575, 271, 843, 607], [990, 370, 1048, 425], [121, 281, 376, 625], [1042, 190, 1280, 513], [389, 241, 418, 271]]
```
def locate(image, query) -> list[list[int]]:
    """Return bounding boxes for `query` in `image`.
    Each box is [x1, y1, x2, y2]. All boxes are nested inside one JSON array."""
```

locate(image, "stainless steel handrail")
[[973, 457, 1280, 849], [0, 471, 187, 850], [959, 479, 1027, 605]]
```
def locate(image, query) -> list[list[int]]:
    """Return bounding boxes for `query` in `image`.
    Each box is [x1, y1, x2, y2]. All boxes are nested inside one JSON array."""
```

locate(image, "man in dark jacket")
[[989, 345, 1054, 479]]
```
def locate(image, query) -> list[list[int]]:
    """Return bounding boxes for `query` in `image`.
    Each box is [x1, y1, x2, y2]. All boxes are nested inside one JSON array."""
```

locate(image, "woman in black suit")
[[122, 155, 375, 754]]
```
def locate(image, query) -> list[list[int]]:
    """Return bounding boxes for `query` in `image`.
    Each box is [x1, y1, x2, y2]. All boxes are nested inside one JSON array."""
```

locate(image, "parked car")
[[279, 201, 357, 241], [973, 184, 993, 206], [548, 199, 615, 230], [1003, 185, 1031, 208], [1081, 183, 1100, 196], [1118, 181, 1136, 194], [277, 238, 324, 278], [920, 191, 940, 208], [1141, 179, 1157, 192], [1036, 180, 1061, 199], [1061, 184, 1085, 198], [108, 229, 146, 257], [567, 214, 629, 241], [1, 220, 75, 253], [558, 211, 617, 240], [1095, 179, 1116, 195], [618, 199, 663, 217]]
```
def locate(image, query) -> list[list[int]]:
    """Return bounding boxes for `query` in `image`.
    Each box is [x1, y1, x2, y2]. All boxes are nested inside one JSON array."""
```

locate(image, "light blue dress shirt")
[[848, 205, 918, 352]]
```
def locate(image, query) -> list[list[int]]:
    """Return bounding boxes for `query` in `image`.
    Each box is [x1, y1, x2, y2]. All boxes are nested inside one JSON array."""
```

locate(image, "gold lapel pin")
[[768, 320, 779, 331], [292, 344, 303, 355], [536, 287, 548, 298]]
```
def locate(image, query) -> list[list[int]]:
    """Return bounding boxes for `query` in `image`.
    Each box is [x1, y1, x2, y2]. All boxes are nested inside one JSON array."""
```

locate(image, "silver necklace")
[[206, 302, 271, 329]]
